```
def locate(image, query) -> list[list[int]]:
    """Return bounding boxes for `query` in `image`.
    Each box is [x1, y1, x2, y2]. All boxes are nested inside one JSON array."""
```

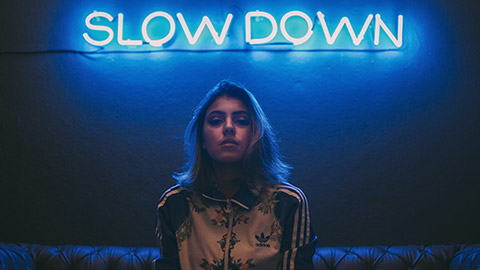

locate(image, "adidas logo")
[[255, 233, 270, 247]]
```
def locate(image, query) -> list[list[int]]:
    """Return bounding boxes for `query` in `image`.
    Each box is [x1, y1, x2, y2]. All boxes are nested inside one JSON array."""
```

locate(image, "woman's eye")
[[208, 119, 222, 126], [236, 119, 250, 126]]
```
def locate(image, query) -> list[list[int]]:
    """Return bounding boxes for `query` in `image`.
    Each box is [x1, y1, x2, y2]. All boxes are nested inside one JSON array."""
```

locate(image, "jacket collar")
[[201, 181, 261, 210]]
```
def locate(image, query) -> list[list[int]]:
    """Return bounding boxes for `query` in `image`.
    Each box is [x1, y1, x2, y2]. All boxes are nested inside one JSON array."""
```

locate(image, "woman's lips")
[[220, 139, 238, 145]]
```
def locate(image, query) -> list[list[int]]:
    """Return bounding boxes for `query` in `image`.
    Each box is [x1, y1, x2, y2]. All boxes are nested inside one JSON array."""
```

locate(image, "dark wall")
[[1, 0, 479, 247]]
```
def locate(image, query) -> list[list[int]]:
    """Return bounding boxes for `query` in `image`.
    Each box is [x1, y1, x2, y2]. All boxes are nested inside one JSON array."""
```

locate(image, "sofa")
[[1, 242, 479, 269]]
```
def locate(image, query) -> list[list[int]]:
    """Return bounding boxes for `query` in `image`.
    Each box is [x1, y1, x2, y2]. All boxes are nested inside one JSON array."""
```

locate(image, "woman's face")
[[202, 95, 252, 164]]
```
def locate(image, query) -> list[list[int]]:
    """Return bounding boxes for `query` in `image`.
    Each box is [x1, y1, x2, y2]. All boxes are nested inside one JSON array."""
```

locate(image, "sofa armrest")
[[0, 243, 35, 270], [450, 244, 480, 270]]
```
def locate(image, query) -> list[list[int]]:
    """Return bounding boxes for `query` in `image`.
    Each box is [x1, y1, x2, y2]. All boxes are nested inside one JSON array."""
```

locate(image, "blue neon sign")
[[83, 10, 404, 49]]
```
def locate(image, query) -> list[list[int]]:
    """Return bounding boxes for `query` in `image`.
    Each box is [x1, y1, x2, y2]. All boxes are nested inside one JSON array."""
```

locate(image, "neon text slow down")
[[83, 11, 403, 48]]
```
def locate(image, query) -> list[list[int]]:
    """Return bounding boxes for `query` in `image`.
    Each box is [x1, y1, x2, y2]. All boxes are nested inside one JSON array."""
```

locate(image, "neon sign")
[[83, 10, 403, 49]]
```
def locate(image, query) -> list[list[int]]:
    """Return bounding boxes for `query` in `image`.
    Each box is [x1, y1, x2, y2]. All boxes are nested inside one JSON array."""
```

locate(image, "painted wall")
[[1, 0, 479, 247]]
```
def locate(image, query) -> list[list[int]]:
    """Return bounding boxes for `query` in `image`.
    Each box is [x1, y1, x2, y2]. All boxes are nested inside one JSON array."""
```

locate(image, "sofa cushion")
[[2, 242, 480, 270], [450, 244, 480, 270], [313, 244, 462, 270], [16, 244, 158, 270], [0, 244, 35, 270]]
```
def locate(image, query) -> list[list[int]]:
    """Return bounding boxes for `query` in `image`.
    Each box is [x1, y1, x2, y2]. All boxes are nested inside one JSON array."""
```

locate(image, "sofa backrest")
[[313, 244, 478, 270], [1, 243, 479, 270]]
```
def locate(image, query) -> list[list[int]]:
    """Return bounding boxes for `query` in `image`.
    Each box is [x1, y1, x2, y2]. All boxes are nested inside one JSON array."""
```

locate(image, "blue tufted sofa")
[[1, 242, 479, 269]]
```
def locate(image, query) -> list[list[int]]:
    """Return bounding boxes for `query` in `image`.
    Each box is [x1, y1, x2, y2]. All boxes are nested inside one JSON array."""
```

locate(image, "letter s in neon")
[[83, 11, 114, 46]]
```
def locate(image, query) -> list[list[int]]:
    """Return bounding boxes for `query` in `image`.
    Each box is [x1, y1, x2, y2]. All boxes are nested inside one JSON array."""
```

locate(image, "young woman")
[[155, 80, 317, 270]]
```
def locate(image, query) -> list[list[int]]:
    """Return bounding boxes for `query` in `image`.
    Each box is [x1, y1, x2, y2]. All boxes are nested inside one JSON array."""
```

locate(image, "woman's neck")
[[212, 162, 245, 199]]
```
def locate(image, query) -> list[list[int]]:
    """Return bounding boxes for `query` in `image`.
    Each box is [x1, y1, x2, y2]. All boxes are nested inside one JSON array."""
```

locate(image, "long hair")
[[173, 80, 291, 192]]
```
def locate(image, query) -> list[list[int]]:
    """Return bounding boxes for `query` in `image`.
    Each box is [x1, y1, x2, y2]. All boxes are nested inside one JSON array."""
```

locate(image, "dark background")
[[1, 0, 479, 247]]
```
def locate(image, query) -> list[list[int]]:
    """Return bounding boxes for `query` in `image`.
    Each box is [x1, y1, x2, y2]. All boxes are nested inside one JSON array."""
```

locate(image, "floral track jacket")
[[155, 182, 317, 270]]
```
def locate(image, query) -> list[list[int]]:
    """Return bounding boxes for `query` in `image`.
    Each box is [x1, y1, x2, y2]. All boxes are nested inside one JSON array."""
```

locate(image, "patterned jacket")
[[155, 182, 317, 270]]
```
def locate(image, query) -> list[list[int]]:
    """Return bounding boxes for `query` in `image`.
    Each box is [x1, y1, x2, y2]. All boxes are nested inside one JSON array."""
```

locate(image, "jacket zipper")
[[224, 199, 233, 270]]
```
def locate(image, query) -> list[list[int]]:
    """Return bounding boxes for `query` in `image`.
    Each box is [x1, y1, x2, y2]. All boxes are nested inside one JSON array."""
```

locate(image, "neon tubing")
[[142, 12, 176, 47], [177, 13, 233, 45], [245, 11, 278, 45], [83, 11, 114, 46]]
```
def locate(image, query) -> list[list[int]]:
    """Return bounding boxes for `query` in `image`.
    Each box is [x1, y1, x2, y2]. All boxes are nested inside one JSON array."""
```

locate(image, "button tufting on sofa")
[[1, 242, 479, 270]]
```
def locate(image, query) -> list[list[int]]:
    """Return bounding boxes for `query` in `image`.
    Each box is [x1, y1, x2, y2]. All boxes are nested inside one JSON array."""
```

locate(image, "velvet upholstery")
[[1, 243, 479, 270]]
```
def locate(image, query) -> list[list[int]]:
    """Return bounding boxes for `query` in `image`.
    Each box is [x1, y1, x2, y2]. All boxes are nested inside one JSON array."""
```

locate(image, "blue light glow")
[[54, 0, 450, 91]]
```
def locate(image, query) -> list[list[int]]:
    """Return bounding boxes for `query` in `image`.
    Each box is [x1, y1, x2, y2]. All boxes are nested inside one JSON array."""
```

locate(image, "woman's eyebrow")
[[232, 110, 249, 116], [206, 110, 225, 116], [207, 110, 249, 116]]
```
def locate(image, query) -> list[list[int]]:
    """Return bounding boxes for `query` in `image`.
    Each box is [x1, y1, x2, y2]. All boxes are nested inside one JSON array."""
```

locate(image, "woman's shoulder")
[[157, 184, 191, 209], [270, 182, 309, 203]]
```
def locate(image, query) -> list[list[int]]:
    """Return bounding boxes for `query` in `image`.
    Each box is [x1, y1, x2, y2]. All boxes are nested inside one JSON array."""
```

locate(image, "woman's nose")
[[224, 127, 234, 135], [223, 119, 235, 135]]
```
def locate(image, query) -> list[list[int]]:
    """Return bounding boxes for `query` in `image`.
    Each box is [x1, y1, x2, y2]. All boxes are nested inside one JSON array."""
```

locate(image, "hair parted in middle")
[[173, 80, 291, 192]]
